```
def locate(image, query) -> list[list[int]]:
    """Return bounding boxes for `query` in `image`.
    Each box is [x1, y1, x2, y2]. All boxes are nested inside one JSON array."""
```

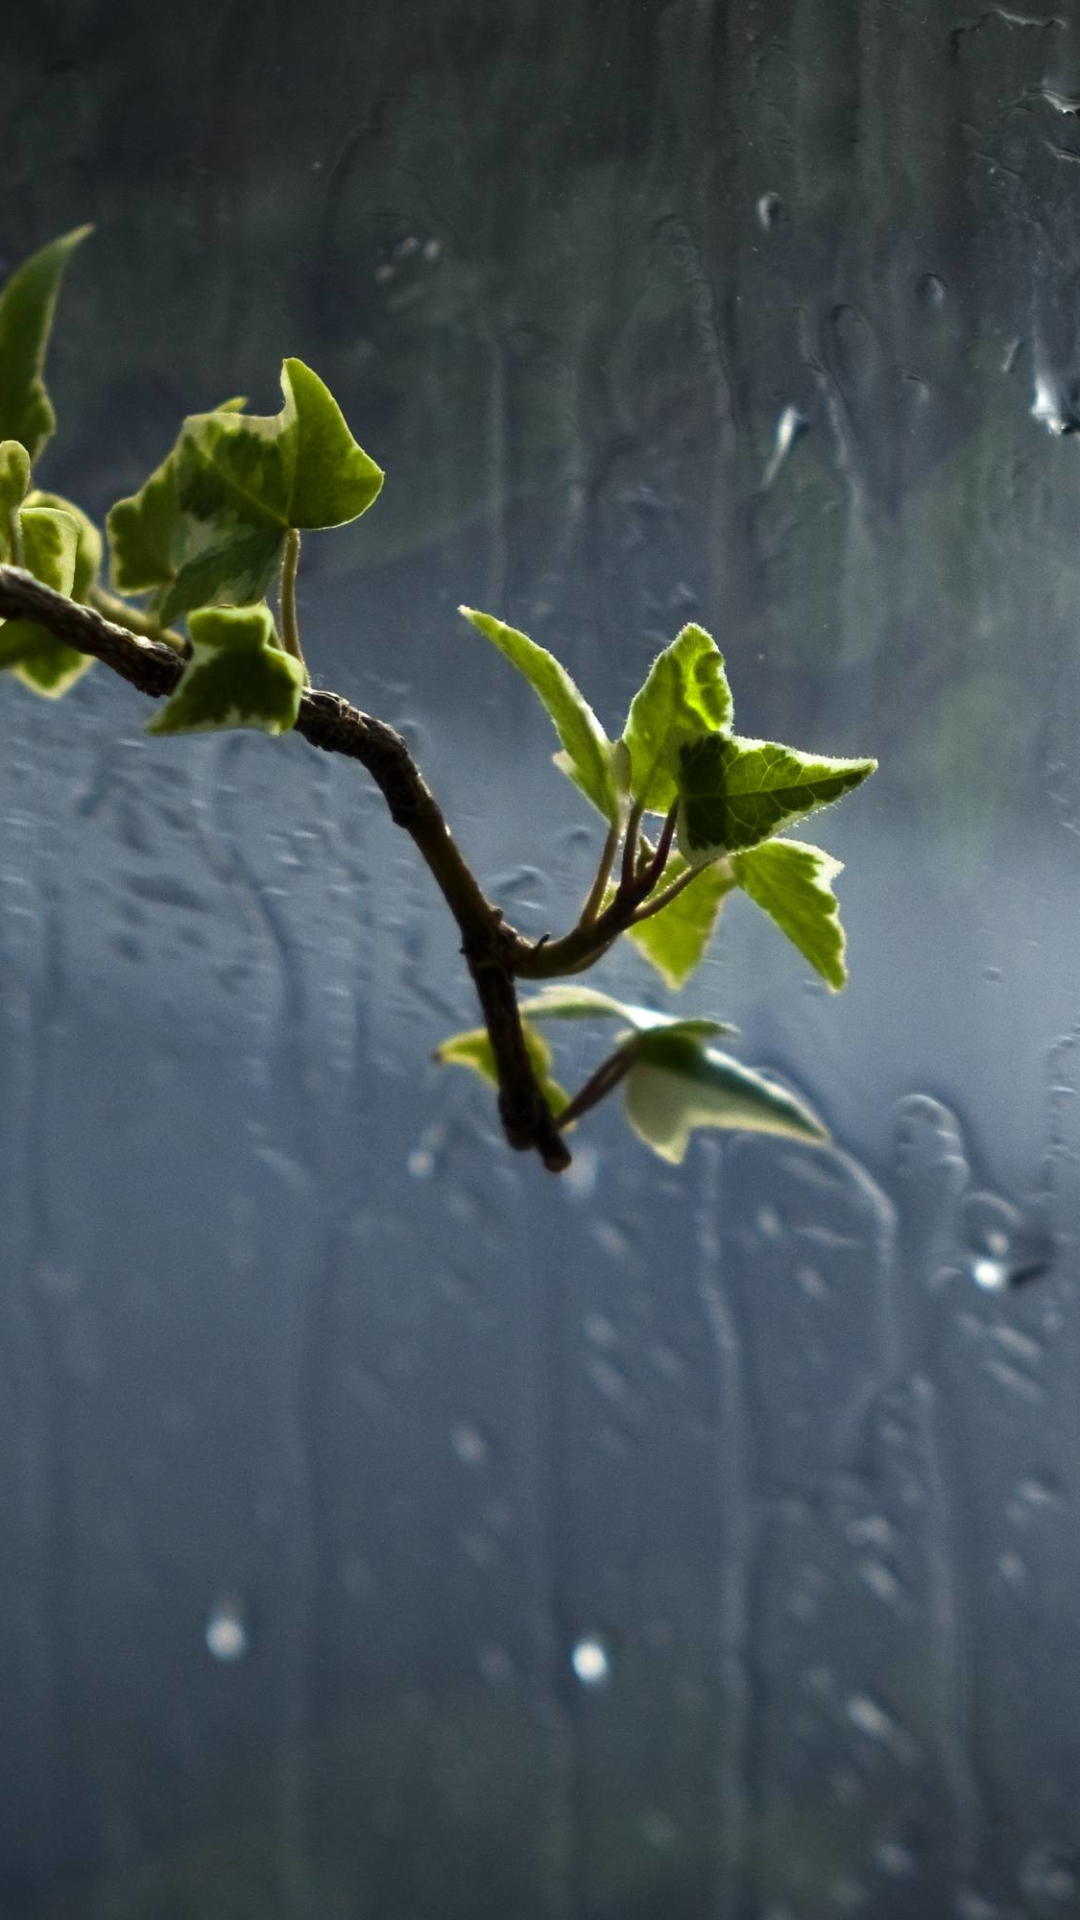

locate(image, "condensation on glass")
[[1, 3, 1079, 1915]]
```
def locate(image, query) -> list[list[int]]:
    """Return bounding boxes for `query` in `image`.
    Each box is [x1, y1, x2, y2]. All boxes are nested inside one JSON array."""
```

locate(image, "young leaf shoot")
[[0, 228, 877, 1173]]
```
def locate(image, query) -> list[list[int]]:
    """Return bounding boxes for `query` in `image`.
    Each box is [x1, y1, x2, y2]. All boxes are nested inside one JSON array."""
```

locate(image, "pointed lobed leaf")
[[179, 358, 383, 533], [460, 606, 619, 823], [434, 1019, 570, 1119], [27, 490, 102, 600], [621, 624, 733, 814], [146, 603, 304, 737], [0, 505, 90, 696], [677, 732, 876, 864], [625, 855, 736, 990], [733, 838, 848, 990], [622, 1029, 829, 1164], [106, 396, 248, 595], [284, 359, 385, 528], [0, 227, 91, 462]]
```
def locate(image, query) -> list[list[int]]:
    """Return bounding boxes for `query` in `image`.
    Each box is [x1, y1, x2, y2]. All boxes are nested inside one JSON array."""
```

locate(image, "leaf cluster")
[[0, 229, 877, 1171]]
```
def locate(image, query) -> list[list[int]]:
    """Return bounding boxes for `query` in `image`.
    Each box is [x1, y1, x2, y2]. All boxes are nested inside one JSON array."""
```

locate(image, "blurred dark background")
[[2, 2, 1080, 1914]]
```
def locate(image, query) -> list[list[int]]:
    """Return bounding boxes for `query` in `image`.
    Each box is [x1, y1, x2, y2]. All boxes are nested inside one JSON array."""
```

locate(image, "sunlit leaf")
[[460, 606, 619, 823], [0, 504, 90, 695], [146, 603, 304, 737], [678, 732, 876, 864], [620, 623, 732, 813], [434, 1018, 570, 1118], [179, 358, 383, 532], [624, 856, 736, 989], [27, 490, 102, 599], [0, 226, 91, 462], [733, 838, 848, 989], [621, 1029, 829, 1163]]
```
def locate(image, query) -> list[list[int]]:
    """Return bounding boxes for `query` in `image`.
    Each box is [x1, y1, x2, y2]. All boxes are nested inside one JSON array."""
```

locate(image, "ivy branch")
[[0, 228, 878, 1174]]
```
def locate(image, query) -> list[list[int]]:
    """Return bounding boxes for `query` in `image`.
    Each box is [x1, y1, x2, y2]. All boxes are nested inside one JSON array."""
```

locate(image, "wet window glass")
[[1, 5, 1078, 1916]]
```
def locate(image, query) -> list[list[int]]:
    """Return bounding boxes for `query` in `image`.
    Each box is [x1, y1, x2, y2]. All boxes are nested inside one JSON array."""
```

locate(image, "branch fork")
[[0, 566, 689, 1172]]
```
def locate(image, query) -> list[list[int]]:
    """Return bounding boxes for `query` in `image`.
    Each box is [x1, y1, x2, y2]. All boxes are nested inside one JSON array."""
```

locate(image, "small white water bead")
[[205, 1595, 248, 1663], [570, 1637, 611, 1686]]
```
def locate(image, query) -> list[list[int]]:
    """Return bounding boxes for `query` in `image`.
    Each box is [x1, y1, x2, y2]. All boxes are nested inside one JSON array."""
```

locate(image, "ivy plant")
[[0, 230, 876, 1173]]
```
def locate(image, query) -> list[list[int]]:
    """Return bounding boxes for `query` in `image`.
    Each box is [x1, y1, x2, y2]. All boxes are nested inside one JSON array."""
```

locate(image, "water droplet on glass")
[[997, 1550, 1027, 1588], [450, 1423, 489, 1467], [954, 1891, 1000, 1920], [1020, 1845, 1078, 1913], [875, 1840, 917, 1878], [1032, 373, 1080, 435], [562, 1144, 599, 1202], [762, 404, 807, 487], [962, 1191, 1046, 1291], [477, 1642, 515, 1685], [917, 272, 946, 307], [971, 1255, 1010, 1292], [641, 1810, 678, 1852], [860, 1559, 903, 1607], [756, 191, 783, 231], [846, 1692, 894, 1741], [570, 1636, 611, 1686], [205, 1596, 248, 1662]]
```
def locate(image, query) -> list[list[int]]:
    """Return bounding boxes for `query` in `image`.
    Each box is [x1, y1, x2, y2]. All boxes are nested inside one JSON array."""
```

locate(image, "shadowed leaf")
[[0, 226, 91, 462], [622, 1029, 829, 1163]]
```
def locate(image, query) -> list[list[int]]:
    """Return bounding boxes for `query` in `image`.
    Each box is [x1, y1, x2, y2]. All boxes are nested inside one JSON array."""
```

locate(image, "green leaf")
[[106, 397, 248, 595], [107, 448, 186, 595], [624, 856, 736, 990], [179, 358, 384, 532], [146, 603, 304, 737], [0, 440, 31, 543], [0, 227, 91, 462], [733, 838, 849, 990], [620, 623, 733, 813], [459, 606, 619, 823], [520, 983, 733, 1037], [158, 520, 286, 628], [621, 1029, 829, 1164], [678, 732, 876, 864], [26, 490, 102, 600], [0, 504, 90, 696], [434, 1018, 570, 1118], [519, 985, 641, 1022]]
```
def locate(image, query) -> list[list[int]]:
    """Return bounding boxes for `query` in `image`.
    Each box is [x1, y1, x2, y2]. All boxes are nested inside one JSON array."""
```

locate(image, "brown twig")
[[0, 565, 570, 1173]]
